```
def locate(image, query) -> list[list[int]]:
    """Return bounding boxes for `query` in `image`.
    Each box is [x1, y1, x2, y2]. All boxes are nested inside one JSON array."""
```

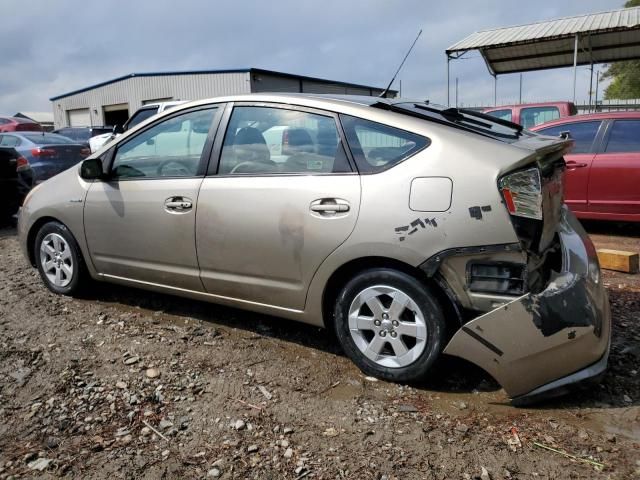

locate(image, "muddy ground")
[[0, 222, 638, 479]]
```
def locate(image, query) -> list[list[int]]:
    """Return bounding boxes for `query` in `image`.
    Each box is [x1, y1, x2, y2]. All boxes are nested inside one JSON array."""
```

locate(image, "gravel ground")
[[0, 223, 639, 479]]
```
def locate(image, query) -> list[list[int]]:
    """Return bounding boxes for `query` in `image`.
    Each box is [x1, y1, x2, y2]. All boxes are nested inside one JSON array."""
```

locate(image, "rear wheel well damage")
[[321, 256, 463, 337]]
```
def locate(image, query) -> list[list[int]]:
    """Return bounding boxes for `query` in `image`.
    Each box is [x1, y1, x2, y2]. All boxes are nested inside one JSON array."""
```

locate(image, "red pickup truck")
[[531, 112, 640, 222], [484, 102, 577, 129]]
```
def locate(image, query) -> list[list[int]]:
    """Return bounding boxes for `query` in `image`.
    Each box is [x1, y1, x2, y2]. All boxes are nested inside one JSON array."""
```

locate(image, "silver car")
[[18, 94, 611, 405]]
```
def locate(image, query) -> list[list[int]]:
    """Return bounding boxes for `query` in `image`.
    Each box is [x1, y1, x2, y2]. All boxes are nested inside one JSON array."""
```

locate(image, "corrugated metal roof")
[[447, 6, 640, 74], [50, 68, 395, 101], [13, 111, 54, 123]]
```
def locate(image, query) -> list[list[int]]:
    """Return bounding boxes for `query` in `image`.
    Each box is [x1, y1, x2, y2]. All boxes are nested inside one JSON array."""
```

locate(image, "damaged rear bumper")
[[443, 206, 611, 404]]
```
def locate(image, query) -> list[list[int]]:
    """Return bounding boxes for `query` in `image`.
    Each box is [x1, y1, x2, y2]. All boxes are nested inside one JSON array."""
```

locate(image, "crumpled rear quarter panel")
[[443, 207, 611, 399]]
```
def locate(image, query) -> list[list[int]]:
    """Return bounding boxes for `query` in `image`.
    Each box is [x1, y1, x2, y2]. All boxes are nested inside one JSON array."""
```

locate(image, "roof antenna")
[[379, 29, 422, 98]]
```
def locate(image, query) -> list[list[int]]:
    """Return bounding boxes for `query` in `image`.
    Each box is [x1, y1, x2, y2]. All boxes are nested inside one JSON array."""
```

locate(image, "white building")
[[50, 68, 396, 129]]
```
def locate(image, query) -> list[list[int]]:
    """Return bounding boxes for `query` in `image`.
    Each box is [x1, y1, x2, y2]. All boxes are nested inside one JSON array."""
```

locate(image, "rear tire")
[[334, 268, 446, 382], [34, 221, 88, 296]]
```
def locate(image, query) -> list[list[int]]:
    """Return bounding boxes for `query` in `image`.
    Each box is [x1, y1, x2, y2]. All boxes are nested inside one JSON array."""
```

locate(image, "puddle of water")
[[578, 407, 640, 442]]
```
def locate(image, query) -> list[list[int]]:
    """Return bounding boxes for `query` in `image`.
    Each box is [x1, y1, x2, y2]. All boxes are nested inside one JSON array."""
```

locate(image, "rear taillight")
[[282, 129, 289, 147], [16, 156, 29, 171], [499, 168, 543, 220], [31, 148, 57, 157]]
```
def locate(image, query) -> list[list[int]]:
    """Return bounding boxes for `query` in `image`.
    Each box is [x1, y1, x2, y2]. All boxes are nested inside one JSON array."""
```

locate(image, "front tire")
[[334, 268, 446, 382], [34, 221, 87, 296]]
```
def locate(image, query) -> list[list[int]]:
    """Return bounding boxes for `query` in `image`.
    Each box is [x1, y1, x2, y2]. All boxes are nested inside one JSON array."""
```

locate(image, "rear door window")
[[486, 109, 512, 122], [605, 120, 640, 153], [340, 115, 429, 173], [218, 106, 352, 175], [520, 107, 560, 128], [536, 121, 601, 154]]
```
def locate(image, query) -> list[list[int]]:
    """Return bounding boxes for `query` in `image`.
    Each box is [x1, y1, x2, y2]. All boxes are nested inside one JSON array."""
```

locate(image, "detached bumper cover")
[[443, 206, 611, 402]]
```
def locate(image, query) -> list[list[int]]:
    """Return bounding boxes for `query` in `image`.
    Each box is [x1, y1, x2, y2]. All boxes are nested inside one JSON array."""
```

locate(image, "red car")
[[531, 112, 640, 222], [484, 101, 577, 129], [0, 116, 42, 133]]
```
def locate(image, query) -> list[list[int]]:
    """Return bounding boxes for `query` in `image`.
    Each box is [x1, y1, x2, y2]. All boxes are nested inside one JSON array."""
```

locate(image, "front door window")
[[112, 108, 216, 178]]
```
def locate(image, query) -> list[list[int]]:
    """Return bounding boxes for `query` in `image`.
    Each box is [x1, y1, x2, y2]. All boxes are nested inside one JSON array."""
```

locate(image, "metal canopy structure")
[[445, 6, 640, 106]]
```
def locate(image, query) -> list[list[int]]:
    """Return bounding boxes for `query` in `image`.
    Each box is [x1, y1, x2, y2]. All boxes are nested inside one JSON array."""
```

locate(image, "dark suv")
[[53, 126, 113, 145]]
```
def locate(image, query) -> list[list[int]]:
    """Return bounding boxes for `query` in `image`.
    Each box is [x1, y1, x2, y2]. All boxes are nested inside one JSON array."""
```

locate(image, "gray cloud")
[[0, 0, 621, 115]]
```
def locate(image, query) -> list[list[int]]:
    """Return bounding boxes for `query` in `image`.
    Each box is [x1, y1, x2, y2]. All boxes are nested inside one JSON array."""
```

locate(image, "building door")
[[67, 108, 91, 127], [103, 103, 130, 128]]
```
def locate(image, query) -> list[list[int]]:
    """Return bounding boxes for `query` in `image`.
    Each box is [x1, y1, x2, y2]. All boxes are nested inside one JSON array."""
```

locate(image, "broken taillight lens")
[[499, 168, 543, 220]]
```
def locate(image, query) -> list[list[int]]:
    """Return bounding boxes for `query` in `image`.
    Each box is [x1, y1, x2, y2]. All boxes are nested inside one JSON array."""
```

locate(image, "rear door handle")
[[310, 204, 349, 213], [310, 198, 350, 215], [565, 161, 588, 169], [165, 197, 193, 212]]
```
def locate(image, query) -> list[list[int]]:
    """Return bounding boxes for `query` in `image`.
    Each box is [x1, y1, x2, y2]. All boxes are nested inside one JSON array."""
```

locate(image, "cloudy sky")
[[1, 0, 624, 115]]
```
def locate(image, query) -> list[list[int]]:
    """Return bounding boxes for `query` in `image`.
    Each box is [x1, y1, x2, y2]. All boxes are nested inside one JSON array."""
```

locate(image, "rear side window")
[[340, 115, 429, 173], [486, 109, 512, 122], [520, 107, 560, 128], [537, 121, 601, 154], [605, 120, 640, 153]]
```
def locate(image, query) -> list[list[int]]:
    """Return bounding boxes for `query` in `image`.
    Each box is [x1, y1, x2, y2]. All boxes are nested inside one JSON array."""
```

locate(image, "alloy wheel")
[[348, 285, 428, 368], [39, 233, 74, 288]]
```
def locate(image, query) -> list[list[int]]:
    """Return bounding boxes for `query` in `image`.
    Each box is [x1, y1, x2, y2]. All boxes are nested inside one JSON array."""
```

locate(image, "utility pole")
[[519, 74, 523, 104], [455, 77, 459, 107], [594, 70, 600, 112], [572, 34, 579, 103]]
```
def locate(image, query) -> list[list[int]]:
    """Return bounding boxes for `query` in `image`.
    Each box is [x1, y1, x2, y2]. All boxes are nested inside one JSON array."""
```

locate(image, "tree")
[[600, 0, 640, 99]]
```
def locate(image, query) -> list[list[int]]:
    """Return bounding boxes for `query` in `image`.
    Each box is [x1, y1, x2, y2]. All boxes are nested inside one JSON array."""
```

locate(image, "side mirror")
[[560, 130, 571, 139], [80, 158, 104, 180], [113, 124, 124, 135], [146, 138, 155, 146]]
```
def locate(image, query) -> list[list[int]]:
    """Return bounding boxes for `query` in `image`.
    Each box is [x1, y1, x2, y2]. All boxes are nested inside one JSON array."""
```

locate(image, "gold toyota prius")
[[18, 94, 611, 405]]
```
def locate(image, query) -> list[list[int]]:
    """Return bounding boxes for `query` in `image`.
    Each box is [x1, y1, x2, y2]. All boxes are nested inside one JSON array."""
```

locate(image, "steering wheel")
[[156, 160, 193, 177], [229, 161, 257, 174]]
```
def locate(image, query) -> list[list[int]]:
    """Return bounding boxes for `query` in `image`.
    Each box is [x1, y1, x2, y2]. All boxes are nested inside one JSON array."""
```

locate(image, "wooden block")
[[597, 249, 639, 274]]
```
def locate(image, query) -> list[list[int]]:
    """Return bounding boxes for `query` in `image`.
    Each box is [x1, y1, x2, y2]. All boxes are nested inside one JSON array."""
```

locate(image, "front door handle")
[[565, 161, 588, 169], [165, 197, 193, 212]]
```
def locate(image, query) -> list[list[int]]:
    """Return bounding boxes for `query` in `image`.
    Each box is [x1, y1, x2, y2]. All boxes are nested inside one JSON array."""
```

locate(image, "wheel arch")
[[26, 216, 84, 268], [321, 256, 463, 336]]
